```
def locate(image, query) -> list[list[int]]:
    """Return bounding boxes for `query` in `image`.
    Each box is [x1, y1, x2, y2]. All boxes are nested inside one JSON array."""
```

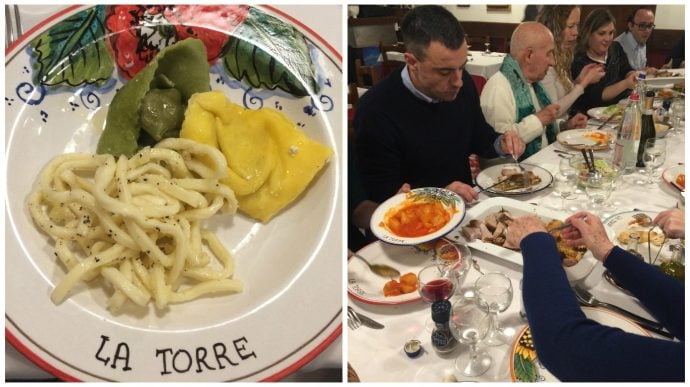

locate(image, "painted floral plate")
[[510, 307, 651, 382], [5, 5, 342, 382]]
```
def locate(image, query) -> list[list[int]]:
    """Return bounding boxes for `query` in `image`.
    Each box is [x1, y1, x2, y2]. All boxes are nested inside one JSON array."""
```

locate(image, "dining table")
[[5, 4, 342, 383], [348, 115, 685, 382]]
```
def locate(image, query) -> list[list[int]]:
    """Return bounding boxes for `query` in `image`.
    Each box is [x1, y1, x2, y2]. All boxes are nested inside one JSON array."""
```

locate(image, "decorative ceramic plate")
[[556, 129, 610, 150], [5, 5, 342, 382], [587, 106, 623, 123], [603, 211, 678, 263], [348, 242, 436, 305], [661, 164, 685, 193], [370, 187, 466, 246], [444, 197, 612, 282], [645, 68, 685, 88], [475, 163, 553, 196], [510, 307, 651, 382]]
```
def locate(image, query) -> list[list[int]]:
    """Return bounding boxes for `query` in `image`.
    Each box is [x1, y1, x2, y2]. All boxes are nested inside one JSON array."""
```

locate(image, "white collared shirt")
[[400, 65, 440, 103], [615, 31, 646, 70]]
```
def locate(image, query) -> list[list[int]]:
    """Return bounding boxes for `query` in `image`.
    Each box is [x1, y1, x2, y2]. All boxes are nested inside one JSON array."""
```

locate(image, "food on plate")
[[618, 229, 665, 246], [383, 272, 418, 297], [545, 220, 587, 266], [382, 201, 451, 238], [97, 39, 211, 157], [649, 70, 681, 78], [581, 131, 610, 145], [675, 174, 685, 190], [180, 91, 333, 222], [434, 239, 460, 262], [600, 104, 623, 121], [27, 138, 242, 313], [461, 209, 586, 266], [492, 166, 541, 192], [656, 88, 675, 99], [570, 156, 616, 186]]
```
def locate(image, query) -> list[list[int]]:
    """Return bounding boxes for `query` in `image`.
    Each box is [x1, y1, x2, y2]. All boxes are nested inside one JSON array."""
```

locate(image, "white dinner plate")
[[347, 242, 437, 305], [510, 306, 651, 382], [5, 5, 342, 382], [587, 106, 623, 123], [645, 68, 685, 88], [370, 187, 466, 245], [603, 211, 679, 263], [475, 163, 553, 196], [661, 164, 685, 194], [445, 197, 611, 282], [556, 129, 611, 151]]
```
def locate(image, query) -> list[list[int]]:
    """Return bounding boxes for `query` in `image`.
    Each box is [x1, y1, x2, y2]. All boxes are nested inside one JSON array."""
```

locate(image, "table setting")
[[348, 100, 685, 381]]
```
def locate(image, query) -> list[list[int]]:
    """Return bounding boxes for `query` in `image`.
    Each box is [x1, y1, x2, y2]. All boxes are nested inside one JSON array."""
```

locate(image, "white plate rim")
[[347, 242, 428, 305], [5, 4, 342, 382], [509, 306, 651, 382], [602, 210, 679, 262], [586, 106, 623, 123], [369, 187, 466, 246], [556, 128, 611, 150], [661, 164, 684, 192], [475, 163, 554, 196], [444, 197, 607, 282]]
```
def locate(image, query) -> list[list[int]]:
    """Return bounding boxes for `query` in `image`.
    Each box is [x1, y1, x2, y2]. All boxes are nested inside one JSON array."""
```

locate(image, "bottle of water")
[[635, 72, 647, 99], [614, 93, 641, 174]]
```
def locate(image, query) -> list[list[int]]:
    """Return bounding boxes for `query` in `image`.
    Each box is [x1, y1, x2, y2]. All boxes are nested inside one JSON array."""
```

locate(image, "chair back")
[[379, 41, 406, 78]]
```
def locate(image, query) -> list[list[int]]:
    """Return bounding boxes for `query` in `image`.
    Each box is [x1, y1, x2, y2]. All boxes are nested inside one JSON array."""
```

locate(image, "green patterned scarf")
[[500, 55, 557, 159]]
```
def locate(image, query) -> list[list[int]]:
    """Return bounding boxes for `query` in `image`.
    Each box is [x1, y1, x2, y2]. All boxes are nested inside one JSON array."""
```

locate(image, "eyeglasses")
[[632, 23, 655, 31]]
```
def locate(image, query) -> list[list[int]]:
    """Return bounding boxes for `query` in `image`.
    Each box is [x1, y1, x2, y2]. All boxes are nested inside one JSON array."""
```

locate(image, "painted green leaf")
[[223, 7, 319, 97], [513, 353, 538, 382], [30, 5, 113, 87]]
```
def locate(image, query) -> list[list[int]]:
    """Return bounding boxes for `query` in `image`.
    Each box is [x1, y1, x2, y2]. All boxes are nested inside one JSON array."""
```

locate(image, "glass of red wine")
[[418, 264, 457, 331]]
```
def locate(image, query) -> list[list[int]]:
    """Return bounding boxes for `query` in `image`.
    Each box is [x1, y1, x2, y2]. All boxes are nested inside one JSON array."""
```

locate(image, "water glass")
[[670, 99, 685, 133], [435, 241, 472, 292], [643, 138, 666, 185], [553, 172, 577, 210], [585, 174, 614, 213], [475, 272, 513, 346], [450, 299, 492, 377]]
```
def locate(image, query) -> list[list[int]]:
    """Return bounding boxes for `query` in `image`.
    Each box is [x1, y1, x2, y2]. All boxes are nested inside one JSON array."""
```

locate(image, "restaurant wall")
[[447, 4, 684, 30]]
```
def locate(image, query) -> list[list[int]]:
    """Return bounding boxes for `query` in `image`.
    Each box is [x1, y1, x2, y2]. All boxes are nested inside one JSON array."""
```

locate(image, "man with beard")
[[354, 5, 524, 204]]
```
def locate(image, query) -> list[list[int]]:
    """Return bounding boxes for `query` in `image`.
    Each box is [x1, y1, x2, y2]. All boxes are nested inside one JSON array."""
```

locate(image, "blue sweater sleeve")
[[604, 246, 685, 340], [521, 232, 684, 381]]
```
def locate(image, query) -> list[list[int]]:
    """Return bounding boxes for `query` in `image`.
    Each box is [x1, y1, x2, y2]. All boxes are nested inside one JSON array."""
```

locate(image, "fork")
[[572, 286, 665, 330], [5, 4, 23, 48], [347, 306, 362, 330], [511, 153, 531, 189]]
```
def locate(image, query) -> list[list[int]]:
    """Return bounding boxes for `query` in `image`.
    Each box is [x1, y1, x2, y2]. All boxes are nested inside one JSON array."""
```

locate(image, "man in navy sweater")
[[508, 211, 683, 381], [354, 5, 524, 204]]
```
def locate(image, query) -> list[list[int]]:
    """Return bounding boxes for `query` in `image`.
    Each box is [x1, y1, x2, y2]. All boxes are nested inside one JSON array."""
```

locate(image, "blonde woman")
[[537, 5, 605, 119]]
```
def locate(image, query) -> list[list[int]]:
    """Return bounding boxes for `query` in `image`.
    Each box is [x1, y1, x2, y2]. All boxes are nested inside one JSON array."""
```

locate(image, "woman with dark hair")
[[537, 5, 605, 119], [571, 8, 637, 114]]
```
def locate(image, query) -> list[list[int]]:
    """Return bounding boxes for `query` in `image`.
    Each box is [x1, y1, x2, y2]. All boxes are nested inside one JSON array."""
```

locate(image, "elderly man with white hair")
[[481, 22, 588, 159]]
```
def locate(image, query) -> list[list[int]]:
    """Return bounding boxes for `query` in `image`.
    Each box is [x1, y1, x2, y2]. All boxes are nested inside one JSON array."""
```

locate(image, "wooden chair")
[[354, 58, 381, 88], [465, 34, 489, 51], [379, 41, 406, 78]]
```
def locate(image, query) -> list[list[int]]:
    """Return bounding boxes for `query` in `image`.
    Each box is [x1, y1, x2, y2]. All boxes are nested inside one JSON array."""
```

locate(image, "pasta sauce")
[[383, 201, 451, 237]]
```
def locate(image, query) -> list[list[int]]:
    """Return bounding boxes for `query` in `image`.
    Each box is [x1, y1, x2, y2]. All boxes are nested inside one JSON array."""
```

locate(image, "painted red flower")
[[105, 5, 249, 79]]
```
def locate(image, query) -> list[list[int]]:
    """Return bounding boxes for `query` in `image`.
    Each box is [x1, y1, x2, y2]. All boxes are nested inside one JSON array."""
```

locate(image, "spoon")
[[351, 252, 401, 279]]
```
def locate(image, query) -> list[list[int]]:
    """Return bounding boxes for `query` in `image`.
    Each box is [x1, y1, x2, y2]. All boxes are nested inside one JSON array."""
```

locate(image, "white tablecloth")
[[5, 4, 342, 382], [379, 50, 505, 80], [348, 127, 684, 382]]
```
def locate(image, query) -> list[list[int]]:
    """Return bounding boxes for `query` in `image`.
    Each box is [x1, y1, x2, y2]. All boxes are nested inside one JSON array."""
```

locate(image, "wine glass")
[[475, 272, 513, 346], [553, 172, 577, 210], [669, 99, 685, 134], [483, 42, 491, 55], [643, 138, 666, 185], [585, 174, 614, 214], [450, 299, 492, 377], [419, 264, 456, 331], [434, 241, 472, 295]]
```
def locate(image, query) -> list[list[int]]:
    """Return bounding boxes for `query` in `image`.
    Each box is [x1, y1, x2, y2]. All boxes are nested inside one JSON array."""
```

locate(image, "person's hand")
[[565, 112, 588, 129], [506, 215, 547, 247], [500, 130, 526, 158], [653, 208, 685, 239], [574, 63, 605, 87], [560, 211, 615, 262], [624, 71, 638, 90], [535, 103, 560, 125], [445, 181, 478, 204], [397, 183, 411, 194]]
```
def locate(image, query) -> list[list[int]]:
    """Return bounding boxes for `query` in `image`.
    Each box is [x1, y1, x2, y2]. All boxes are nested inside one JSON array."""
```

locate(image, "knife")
[[355, 310, 385, 329]]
